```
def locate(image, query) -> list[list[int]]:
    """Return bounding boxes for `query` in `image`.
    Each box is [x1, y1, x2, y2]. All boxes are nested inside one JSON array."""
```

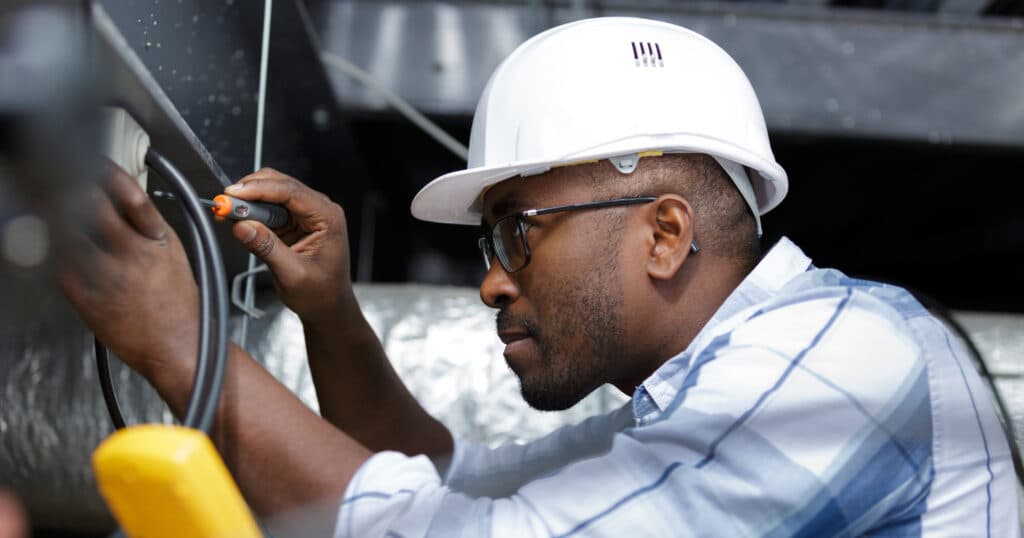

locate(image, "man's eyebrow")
[[485, 197, 530, 223]]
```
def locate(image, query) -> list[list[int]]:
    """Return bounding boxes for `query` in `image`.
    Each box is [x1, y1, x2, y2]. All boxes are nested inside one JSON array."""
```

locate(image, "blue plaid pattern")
[[336, 237, 1019, 537]]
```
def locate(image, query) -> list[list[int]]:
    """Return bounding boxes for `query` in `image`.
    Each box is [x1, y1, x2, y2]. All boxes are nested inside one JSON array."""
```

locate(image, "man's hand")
[[224, 169, 454, 460], [224, 168, 355, 325], [55, 163, 372, 524], [56, 164, 199, 380]]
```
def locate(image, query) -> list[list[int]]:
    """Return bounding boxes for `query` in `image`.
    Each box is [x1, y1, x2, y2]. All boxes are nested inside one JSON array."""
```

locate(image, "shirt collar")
[[634, 237, 813, 422]]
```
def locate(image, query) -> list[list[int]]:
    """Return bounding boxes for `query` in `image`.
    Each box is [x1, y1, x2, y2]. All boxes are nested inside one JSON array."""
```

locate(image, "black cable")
[[95, 148, 229, 435], [144, 148, 229, 433], [182, 217, 212, 428], [93, 217, 213, 431], [95, 338, 126, 430]]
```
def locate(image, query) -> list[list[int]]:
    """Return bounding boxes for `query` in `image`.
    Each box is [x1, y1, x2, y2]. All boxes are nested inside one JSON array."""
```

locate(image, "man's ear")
[[646, 195, 695, 281]]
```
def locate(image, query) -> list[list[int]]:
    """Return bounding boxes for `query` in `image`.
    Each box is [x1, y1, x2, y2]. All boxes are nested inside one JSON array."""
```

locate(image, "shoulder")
[[682, 272, 933, 419], [719, 270, 928, 362]]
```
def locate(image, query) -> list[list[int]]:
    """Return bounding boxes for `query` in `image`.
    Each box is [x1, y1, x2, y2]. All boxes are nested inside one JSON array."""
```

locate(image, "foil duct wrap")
[[0, 284, 627, 531], [0, 285, 1020, 531], [262, 284, 630, 447]]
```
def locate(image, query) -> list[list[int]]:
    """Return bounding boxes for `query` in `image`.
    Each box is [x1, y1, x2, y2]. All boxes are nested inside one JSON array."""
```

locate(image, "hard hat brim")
[[411, 134, 789, 226]]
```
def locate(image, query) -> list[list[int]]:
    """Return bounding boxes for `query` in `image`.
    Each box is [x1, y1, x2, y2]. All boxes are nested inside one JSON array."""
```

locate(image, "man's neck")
[[613, 256, 753, 394]]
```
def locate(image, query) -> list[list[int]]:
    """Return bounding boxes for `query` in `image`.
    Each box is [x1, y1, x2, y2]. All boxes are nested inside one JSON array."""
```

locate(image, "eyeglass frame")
[[478, 195, 699, 273]]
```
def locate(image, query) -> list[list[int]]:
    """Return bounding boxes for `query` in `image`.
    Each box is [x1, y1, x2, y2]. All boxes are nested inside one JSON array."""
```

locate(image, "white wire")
[[320, 51, 468, 162], [238, 0, 274, 349], [253, 0, 273, 175], [238, 24, 466, 338]]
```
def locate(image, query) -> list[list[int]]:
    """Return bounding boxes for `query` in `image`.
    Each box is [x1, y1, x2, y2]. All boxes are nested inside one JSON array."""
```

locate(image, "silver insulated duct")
[[0, 284, 1020, 531], [0, 284, 627, 531]]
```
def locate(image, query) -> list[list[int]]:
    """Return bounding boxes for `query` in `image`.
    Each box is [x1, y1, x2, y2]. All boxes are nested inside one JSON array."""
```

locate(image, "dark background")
[[92, 0, 1023, 314]]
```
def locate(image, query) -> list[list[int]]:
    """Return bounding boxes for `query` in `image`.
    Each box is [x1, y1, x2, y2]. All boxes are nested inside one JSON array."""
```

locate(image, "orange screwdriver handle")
[[211, 195, 289, 229]]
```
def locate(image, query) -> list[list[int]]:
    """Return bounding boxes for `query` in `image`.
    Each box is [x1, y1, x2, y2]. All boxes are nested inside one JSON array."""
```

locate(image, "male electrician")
[[60, 17, 1018, 537]]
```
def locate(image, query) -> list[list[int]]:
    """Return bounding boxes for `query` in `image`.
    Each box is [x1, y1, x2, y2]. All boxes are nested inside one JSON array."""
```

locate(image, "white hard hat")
[[411, 17, 788, 235]]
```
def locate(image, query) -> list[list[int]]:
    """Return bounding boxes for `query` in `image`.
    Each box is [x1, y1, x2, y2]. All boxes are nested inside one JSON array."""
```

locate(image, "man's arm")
[[224, 170, 453, 460], [303, 313, 454, 459], [152, 343, 370, 527], [56, 166, 370, 531], [330, 291, 951, 537]]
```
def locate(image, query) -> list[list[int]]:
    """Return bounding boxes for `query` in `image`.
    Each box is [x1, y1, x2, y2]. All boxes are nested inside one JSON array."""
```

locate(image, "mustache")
[[495, 310, 538, 337]]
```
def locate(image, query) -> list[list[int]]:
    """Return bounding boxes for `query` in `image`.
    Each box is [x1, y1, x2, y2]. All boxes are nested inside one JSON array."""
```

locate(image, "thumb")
[[232, 221, 304, 281]]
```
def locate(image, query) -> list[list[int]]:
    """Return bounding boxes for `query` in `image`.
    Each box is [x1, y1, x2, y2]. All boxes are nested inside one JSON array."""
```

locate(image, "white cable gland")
[[102, 107, 150, 191]]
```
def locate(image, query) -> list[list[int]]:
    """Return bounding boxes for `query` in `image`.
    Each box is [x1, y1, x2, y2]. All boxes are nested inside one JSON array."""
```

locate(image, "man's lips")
[[496, 310, 535, 345], [498, 330, 530, 345], [501, 332, 536, 375]]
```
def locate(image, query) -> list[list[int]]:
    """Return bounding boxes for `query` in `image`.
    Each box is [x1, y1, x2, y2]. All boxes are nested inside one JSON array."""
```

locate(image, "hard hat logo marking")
[[632, 41, 664, 67]]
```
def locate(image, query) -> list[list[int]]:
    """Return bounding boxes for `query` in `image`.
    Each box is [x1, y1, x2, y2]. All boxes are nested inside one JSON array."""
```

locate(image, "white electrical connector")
[[102, 107, 150, 190]]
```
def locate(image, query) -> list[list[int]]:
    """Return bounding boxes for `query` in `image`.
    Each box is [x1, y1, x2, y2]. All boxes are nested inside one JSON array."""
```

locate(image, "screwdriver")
[[152, 191, 290, 229]]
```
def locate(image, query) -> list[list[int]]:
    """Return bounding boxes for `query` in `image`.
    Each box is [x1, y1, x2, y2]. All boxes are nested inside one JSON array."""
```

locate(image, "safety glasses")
[[478, 196, 658, 273]]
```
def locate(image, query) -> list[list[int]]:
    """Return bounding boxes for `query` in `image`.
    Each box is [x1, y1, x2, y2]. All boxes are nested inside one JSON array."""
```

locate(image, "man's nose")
[[480, 261, 520, 309]]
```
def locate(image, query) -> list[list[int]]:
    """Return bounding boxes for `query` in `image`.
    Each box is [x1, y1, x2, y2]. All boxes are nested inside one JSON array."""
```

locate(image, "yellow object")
[[92, 424, 261, 538]]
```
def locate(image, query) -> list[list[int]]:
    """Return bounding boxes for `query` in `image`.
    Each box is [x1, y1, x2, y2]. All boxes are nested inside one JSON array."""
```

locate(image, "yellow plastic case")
[[92, 424, 261, 538]]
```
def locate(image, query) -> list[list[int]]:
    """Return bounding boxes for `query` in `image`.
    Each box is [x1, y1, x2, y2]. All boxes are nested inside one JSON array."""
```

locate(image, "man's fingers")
[[89, 186, 132, 250], [232, 221, 305, 285], [53, 228, 103, 267], [102, 164, 168, 242], [224, 169, 324, 219], [54, 230, 113, 306]]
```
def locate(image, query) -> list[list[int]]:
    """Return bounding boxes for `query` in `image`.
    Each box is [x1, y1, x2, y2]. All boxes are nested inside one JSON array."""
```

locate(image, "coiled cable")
[[95, 147, 229, 434], [95, 339, 125, 429]]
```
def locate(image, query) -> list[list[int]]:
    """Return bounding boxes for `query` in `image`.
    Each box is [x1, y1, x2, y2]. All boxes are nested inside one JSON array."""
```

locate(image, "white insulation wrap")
[[0, 284, 1019, 531], [262, 285, 629, 447], [0, 284, 626, 531]]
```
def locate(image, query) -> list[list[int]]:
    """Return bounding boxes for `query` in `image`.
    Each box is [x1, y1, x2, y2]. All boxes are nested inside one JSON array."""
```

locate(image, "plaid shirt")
[[336, 237, 1020, 537]]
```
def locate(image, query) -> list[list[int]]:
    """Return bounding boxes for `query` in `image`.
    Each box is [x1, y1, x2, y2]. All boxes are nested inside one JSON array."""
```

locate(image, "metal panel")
[[313, 1, 1024, 147], [93, 0, 369, 276], [939, 0, 994, 14], [93, 4, 231, 191], [92, 4, 251, 276]]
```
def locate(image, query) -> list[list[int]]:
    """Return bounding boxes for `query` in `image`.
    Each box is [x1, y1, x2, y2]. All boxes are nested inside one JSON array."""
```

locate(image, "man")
[[60, 17, 1018, 537]]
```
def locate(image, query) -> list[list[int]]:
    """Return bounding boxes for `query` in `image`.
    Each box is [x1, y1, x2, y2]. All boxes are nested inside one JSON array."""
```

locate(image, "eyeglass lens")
[[478, 217, 528, 273], [494, 218, 528, 272]]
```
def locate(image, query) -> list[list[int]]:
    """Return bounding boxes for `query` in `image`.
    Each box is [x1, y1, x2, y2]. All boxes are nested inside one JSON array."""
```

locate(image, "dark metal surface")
[[94, 0, 368, 275], [313, 1, 1024, 148], [92, 3, 249, 275], [94, 0, 262, 182]]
